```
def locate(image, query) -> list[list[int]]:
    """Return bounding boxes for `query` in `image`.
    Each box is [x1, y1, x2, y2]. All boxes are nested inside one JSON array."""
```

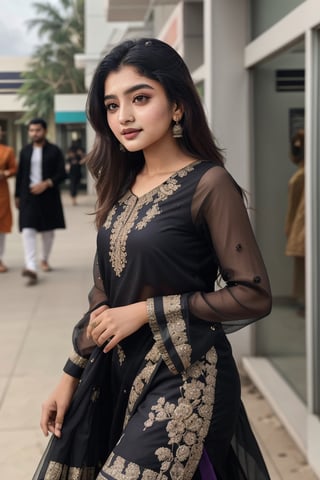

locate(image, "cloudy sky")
[[0, 0, 60, 56]]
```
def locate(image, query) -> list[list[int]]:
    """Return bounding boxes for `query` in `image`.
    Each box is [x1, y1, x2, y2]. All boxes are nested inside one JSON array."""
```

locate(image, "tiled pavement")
[[0, 189, 318, 479]]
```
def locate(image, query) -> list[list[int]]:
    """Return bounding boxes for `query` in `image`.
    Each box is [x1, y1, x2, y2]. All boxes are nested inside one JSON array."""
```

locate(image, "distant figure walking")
[[66, 141, 86, 205], [15, 118, 66, 286], [0, 127, 17, 272]]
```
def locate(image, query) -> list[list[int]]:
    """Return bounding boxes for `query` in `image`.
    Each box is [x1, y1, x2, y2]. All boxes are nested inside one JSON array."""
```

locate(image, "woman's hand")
[[87, 302, 148, 353], [40, 373, 79, 438]]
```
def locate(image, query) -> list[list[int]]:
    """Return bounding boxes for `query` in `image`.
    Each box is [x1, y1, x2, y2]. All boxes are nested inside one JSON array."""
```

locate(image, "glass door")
[[253, 39, 307, 402]]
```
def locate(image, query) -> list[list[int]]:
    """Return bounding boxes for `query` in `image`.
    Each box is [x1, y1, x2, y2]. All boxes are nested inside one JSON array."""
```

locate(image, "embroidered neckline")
[[129, 160, 201, 200], [105, 160, 201, 277]]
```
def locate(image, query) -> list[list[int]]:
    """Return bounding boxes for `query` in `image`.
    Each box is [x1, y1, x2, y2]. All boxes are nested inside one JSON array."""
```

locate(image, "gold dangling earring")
[[119, 143, 126, 152], [172, 118, 183, 138]]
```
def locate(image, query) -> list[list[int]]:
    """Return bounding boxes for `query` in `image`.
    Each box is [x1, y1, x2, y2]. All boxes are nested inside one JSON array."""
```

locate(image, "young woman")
[[34, 38, 272, 480]]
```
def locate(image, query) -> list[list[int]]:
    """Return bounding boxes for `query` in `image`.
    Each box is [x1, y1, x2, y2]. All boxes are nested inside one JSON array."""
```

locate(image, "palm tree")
[[18, 0, 85, 124]]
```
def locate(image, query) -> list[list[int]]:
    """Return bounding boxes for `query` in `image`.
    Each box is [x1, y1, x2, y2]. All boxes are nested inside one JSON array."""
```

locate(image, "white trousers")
[[0, 233, 5, 260], [22, 228, 55, 272]]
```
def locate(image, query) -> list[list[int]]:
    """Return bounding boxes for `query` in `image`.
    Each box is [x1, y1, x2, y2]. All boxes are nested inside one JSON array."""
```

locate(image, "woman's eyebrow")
[[104, 83, 154, 101]]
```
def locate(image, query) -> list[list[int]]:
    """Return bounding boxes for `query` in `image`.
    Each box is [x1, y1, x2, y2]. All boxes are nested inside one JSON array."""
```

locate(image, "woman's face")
[[104, 65, 178, 153]]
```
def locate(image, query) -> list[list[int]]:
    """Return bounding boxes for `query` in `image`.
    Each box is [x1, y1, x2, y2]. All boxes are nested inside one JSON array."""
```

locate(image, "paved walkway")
[[0, 190, 318, 479]]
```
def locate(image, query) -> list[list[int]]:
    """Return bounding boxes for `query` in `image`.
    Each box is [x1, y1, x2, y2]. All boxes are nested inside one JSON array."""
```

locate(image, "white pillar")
[[204, 0, 253, 360], [204, 0, 250, 190]]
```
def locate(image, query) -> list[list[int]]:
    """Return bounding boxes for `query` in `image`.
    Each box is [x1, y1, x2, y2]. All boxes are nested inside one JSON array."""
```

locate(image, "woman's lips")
[[122, 129, 141, 140]]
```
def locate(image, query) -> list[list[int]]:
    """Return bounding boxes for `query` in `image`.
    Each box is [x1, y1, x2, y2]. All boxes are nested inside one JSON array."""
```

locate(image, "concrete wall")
[[153, 5, 176, 37], [251, 0, 306, 39], [204, 0, 250, 192], [183, 2, 203, 73]]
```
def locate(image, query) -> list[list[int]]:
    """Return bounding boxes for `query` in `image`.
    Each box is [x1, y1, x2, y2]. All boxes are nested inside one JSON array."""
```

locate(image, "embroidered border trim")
[[44, 461, 96, 479], [147, 297, 178, 374], [69, 350, 88, 368], [163, 295, 192, 371], [97, 452, 162, 480], [147, 295, 192, 375]]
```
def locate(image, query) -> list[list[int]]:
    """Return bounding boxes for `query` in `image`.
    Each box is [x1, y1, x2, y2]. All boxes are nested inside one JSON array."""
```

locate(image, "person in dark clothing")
[[66, 142, 86, 205], [33, 39, 272, 479], [15, 118, 66, 286]]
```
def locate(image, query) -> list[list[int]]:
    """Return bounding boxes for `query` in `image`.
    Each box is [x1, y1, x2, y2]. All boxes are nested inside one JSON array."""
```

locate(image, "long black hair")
[[86, 38, 224, 228]]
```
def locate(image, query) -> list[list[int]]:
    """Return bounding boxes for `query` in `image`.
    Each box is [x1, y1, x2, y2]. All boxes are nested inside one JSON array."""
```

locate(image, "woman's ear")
[[172, 103, 184, 120], [172, 104, 184, 138]]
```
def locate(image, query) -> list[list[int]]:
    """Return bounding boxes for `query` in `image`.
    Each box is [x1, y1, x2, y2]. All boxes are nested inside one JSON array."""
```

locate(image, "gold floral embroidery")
[[117, 344, 126, 366], [123, 344, 161, 428], [107, 164, 197, 277], [104, 204, 117, 230], [143, 348, 217, 480], [135, 203, 160, 230], [147, 295, 192, 375], [97, 452, 161, 480], [44, 462, 96, 479], [69, 350, 88, 368], [108, 193, 138, 277]]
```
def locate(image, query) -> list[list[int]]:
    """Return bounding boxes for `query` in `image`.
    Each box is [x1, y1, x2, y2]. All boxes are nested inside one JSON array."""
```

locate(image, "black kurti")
[[15, 141, 66, 231], [33, 161, 272, 480]]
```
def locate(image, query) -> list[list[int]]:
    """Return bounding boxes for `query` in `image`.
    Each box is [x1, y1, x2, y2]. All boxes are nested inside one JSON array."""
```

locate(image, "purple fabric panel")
[[199, 447, 217, 480]]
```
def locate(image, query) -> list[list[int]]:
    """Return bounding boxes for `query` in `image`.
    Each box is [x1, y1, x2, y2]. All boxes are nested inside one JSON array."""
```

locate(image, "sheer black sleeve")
[[63, 252, 109, 378], [147, 166, 272, 374], [188, 166, 272, 330]]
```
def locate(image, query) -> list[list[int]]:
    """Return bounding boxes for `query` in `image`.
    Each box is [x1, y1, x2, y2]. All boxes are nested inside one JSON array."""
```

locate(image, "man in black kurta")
[[15, 118, 66, 286]]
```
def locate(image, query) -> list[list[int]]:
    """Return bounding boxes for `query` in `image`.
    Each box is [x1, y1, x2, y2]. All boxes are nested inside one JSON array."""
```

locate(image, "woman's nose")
[[118, 106, 134, 124]]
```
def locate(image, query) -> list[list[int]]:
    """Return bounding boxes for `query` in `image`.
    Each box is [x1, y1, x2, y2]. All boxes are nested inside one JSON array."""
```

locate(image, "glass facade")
[[308, 28, 320, 414], [253, 40, 307, 401]]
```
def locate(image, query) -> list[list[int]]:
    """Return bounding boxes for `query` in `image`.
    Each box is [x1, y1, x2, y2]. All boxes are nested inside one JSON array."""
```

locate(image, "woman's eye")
[[105, 103, 118, 112], [133, 95, 149, 104]]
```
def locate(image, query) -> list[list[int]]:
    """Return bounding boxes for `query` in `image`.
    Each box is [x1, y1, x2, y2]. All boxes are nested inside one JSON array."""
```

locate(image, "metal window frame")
[[244, 0, 320, 417], [305, 27, 320, 415]]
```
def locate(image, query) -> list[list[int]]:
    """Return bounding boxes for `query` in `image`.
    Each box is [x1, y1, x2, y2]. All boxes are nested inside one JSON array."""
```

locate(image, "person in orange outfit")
[[0, 127, 17, 272]]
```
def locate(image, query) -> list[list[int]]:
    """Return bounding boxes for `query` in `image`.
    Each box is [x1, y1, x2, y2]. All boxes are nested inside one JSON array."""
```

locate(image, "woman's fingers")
[[40, 403, 66, 438], [86, 319, 99, 338], [103, 336, 117, 353], [39, 374, 78, 438], [86, 305, 108, 338], [53, 409, 65, 438], [92, 323, 114, 345], [47, 418, 56, 435], [40, 404, 56, 436]]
